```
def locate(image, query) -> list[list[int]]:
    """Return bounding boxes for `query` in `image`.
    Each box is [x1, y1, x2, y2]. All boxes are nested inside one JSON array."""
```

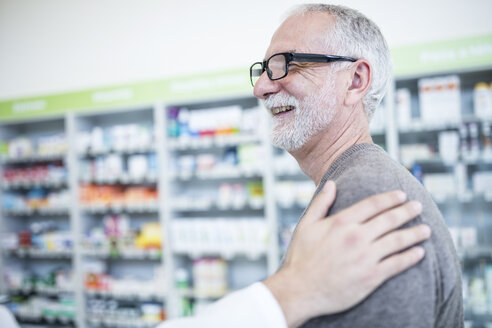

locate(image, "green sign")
[[0, 68, 252, 122], [392, 33, 492, 77]]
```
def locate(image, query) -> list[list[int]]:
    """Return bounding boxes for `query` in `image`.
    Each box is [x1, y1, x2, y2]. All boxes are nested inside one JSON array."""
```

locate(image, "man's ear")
[[344, 59, 372, 107]]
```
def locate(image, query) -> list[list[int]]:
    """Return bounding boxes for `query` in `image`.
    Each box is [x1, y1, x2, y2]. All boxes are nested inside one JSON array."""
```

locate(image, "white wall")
[[0, 0, 491, 100]]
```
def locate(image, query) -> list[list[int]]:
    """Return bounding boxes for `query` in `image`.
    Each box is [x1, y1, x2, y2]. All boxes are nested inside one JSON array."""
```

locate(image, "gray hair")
[[287, 4, 393, 119]]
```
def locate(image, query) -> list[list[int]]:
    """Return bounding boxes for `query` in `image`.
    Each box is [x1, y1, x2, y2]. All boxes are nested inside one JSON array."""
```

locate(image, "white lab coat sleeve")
[[0, 306, 21, 328], [156, 282, 288, 328]]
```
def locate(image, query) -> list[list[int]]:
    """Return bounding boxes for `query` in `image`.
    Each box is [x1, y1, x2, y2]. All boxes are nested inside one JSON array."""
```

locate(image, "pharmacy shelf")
[[169, 167, 264, 181], [399, 120, 492, 134], [86, 316, 159, 328], [403, 157, 492, 167], [168, 134, 261, 150], [80, 203, 159, 214], [78, 145, 156, 157], [432, 193, 492, 205], [177, 288, 229, 300], [81, 249, 162, 261], [173, 249, 267, 261], [16, 317, 76, 327], [458, 246, 492, 261], [170, 200, 264, 212], [276, 201, 311, 210], [1, 154, 66, 165], [274, 170, 306, 178], [8, 287, 74, 297], [2, 180, 67, 189], [4, 249, 73, 259], [2, 208, 70, 216], [85, 290, 164, 302], [464, 311, 492, 325], [172, 205, 265, 212], [79, 175, 158, 185]]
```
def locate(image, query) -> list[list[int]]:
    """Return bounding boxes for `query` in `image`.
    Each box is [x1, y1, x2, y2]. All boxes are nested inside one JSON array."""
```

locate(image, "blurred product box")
[[418, 75, 461, 125], [396, 88, 412, 127]]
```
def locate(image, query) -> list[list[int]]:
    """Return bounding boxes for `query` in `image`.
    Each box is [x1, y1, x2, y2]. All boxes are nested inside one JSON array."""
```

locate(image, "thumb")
[[302, 180, 337, 224]]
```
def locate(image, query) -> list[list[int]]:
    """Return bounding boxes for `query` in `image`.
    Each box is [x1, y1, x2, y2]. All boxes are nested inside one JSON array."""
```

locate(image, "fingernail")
[[415, 246, 425, 258], [421, 225, 431, 237], [412, 201, 422, 213], [396, 191, 406, 201]]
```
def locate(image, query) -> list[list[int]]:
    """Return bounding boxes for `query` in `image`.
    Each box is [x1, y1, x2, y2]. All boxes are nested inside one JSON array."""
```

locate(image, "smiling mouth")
[[271, 106, 295, 115]]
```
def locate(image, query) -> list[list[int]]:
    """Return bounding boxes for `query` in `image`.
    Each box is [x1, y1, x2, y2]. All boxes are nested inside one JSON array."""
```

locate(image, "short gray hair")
[[287, 4, 392, 119]]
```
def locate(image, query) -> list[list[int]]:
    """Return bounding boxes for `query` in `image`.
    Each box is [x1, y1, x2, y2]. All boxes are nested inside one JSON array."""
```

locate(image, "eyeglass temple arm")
[[290, 53, 357, 63]]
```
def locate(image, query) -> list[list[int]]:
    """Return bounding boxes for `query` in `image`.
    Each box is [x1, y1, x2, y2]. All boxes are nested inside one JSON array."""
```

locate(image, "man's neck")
[[289, 107, 373, 185]]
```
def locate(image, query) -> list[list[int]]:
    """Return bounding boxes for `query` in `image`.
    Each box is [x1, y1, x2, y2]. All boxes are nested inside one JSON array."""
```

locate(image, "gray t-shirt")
[[300, 143, 463, 328]]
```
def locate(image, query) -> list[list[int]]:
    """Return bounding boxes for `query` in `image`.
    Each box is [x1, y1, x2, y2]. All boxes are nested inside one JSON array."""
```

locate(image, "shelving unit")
[[0, 117, 76, 327], [73, 107, 165, 328], [159, 96, 279, 317]]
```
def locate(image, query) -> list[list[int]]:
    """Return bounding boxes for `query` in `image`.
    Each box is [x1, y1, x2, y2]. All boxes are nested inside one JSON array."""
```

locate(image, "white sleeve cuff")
[[202, 281, 287, 328], [156, 282, 288, 328]]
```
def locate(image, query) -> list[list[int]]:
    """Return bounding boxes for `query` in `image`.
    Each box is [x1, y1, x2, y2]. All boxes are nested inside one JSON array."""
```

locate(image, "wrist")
[[263, 269, 312, 328]]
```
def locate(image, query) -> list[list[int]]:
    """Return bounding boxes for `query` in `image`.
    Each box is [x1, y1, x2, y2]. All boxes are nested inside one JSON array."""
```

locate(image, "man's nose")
[[253, 72, 281, 99]]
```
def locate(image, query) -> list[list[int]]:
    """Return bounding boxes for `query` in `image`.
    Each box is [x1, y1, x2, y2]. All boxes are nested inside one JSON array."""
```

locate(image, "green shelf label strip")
[[392, 34, 492, 77], [0, 68, 252, 122]]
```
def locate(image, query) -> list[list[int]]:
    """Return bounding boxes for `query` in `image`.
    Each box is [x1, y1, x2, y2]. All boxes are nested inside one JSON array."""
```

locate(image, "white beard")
[[264, 78, 337, 151]]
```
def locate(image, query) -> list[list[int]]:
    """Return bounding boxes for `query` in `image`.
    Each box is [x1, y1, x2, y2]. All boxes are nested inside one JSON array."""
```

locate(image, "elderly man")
[[251, 4, 463, 328]]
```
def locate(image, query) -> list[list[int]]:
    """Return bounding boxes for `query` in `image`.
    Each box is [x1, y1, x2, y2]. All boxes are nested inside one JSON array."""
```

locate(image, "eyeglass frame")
[[250, 52, 357, 87]]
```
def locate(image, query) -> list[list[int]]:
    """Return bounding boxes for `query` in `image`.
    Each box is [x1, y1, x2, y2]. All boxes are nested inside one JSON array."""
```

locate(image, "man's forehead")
[[266, 12, 335, 57]]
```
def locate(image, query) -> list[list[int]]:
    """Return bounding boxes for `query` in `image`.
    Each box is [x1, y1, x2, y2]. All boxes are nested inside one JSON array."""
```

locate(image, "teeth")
[[271, 106, 294, 115]]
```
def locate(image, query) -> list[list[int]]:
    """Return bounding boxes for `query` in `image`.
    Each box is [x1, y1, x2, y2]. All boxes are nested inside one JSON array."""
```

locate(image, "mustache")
[[263, 93, 299, 109]]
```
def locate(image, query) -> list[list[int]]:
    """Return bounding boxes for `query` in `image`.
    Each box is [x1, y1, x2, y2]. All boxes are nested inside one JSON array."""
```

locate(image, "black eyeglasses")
[[250, 52, 357, 87]]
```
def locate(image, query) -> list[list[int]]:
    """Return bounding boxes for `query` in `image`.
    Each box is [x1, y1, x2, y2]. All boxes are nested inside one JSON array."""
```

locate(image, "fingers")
[[373, 246, 426, 287], [302, 180, 337, 224], [371, 224, 431, 261], [335, 190, 407, 225], [364, 201, 423, 242]]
